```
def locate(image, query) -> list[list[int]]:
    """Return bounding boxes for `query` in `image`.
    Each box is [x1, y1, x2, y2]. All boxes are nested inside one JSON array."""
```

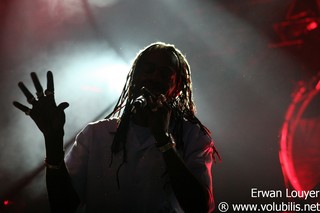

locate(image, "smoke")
[[1, 0, 124, 209], [42, 0, 119, 24]]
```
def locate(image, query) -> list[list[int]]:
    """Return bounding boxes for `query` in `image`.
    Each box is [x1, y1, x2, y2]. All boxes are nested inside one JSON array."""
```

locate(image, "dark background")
[[1, 0, 319, 212]]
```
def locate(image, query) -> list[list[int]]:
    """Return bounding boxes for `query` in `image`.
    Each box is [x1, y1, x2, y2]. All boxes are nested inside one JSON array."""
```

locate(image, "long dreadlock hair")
[[106, 42, 218, 166]]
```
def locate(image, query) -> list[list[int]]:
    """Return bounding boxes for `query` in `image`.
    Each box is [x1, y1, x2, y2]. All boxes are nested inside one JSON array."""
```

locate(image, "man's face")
[[133, 49, 180, 99]]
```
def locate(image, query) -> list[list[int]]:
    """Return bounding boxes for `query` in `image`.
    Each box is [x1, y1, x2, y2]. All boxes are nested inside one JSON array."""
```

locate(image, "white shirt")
[[65, 117, 215, 212]]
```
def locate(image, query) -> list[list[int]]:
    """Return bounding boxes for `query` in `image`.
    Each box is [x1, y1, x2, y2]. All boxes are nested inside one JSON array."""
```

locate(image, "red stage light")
[[279, 74, 320, 195], [316, 80, 320, 90], [306, 21, 318, 31]]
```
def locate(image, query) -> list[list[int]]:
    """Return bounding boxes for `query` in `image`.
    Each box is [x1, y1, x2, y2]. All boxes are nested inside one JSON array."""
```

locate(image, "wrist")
[[156, 133, 176, 152], [44, 130, 64, 140], [45, 150, 65, 165], [44, 136, 64, 163], [158, 140, 176, 152], [44, 134, 64, 159], [154, 132, 171, 147], [44, 152, 64, 170]]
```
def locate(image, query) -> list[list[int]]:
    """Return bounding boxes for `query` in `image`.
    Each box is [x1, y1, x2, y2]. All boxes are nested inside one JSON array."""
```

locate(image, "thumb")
[[57, 102, 69, 111]]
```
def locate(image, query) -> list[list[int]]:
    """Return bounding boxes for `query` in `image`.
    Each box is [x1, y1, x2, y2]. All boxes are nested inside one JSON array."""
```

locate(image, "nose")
[[141, 64, 161, 80], [149, 68, 162, 79]]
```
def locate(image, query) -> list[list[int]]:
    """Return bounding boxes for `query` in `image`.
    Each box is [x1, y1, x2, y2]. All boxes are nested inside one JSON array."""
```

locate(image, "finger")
[[156, 94, 167, 107], [158, 94, 171, 110], [159, 94, 167, 103], [18, 82, 36, 104], [30, 72, 44, 98], [13, 101, 31, 115], [57, 102, 69, 111], [156, 98, 163, 108], [45, 71, 54, 96]]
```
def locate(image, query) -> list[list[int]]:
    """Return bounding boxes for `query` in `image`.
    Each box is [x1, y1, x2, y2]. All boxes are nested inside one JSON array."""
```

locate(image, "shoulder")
[[181, 118, 221, 162], [73, 117, 120, 151], [75, 117, 119, 144], [182, 119, 212, 141], [180, 118, 214, 151], [82, 117, 119, 134]]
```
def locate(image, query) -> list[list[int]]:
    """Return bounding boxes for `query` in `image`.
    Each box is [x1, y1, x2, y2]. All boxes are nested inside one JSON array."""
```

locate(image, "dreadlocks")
[[106, 41, 213, 161]]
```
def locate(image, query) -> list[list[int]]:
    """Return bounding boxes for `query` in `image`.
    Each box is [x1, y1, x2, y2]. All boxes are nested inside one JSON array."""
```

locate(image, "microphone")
[[131, 87, 153, 113], [131, 94, 148, 113], [130, 87, 171, 113]]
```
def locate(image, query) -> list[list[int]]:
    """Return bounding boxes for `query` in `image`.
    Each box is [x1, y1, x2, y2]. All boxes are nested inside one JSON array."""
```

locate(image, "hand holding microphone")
[[131, 87, 172, 141], [131, 87, 170, 114]]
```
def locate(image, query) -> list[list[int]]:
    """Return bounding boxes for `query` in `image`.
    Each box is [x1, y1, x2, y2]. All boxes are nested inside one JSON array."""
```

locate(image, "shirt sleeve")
[[182, 122, 215, 212]]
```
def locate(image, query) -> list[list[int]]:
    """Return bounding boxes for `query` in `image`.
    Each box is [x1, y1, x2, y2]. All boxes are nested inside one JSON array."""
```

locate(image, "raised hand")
[[13, 71, 69, 156]]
